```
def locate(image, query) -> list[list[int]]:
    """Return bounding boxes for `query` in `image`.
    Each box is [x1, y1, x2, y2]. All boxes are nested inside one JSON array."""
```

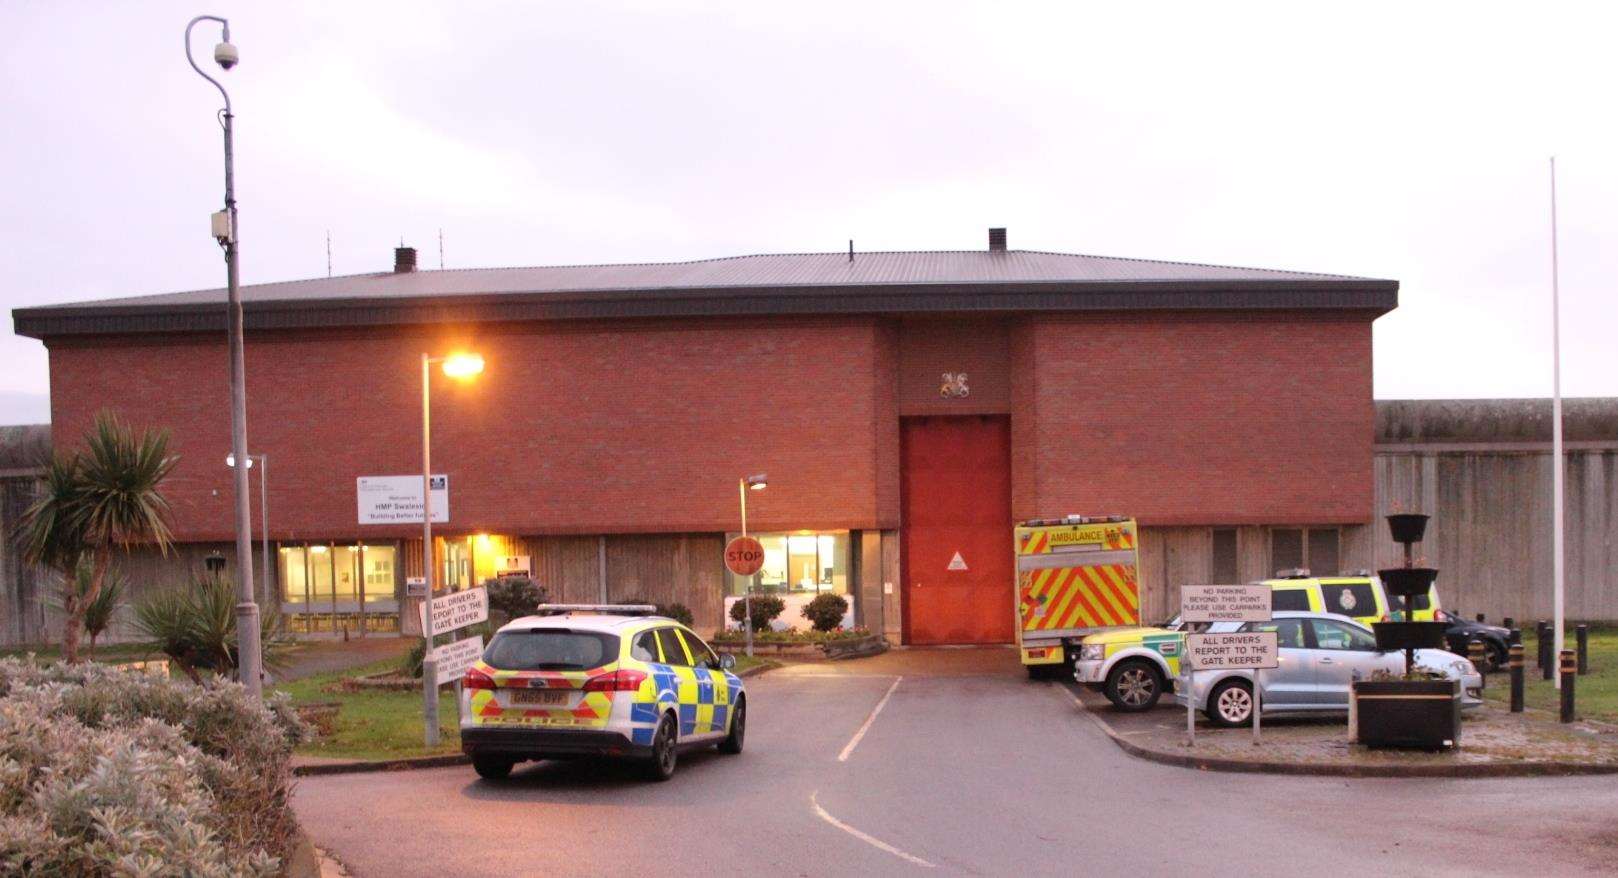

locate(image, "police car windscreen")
[[485, 630, 618, 671]]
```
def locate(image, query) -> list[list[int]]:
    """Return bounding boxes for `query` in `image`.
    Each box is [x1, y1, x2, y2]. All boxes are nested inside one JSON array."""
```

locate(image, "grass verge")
[[273, 659, 459, 761], [1480, 627, 1618, 723]]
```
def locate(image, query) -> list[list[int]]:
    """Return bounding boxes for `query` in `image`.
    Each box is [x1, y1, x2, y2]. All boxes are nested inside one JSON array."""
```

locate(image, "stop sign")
[[725, 536, 765, 577]]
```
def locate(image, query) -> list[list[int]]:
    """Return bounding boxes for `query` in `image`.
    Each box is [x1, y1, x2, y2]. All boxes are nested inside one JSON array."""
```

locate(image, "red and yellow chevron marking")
[[468, 688, 614, 728], [1019, 563, 1139, 631]]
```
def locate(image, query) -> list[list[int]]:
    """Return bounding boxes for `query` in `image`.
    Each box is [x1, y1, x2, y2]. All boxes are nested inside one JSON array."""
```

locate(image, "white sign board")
[[1185, 631, 1280, 671], [430, 635, 485, 685], [496, 556, 531, 576], [405, 577, 428, 598], [418, 586, 488, 634], [1180, 584, 1272, 623], [357, 475, 449, 524]]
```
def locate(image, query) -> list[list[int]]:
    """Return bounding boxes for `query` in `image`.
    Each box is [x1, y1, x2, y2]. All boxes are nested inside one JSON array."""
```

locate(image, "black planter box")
[[1379, 567, 1439, 598], [1372, 621, 1449, 651], [1352, 679, 1461, 749], [1385, 513, 1430, 544]]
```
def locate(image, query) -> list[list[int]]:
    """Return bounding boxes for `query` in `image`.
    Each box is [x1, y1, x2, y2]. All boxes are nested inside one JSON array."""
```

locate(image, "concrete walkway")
[[274, 637, 411, 683]]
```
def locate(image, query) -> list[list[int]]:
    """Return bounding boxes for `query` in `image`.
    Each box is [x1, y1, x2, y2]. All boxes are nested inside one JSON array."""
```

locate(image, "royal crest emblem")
[[940, 372, 970, 398]]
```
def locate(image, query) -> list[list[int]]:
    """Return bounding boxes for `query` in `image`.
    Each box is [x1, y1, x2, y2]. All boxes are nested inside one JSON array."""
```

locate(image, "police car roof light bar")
[[535, 603, 659, 616]]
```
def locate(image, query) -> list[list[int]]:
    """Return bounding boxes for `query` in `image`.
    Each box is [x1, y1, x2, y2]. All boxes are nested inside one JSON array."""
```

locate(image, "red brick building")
[[13, 229, 1397, 643]]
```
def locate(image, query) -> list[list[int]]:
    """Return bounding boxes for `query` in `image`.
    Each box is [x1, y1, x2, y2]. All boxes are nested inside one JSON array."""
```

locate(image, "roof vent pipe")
[[988, 227, 1007, 252], [394, 246, 417, 273]]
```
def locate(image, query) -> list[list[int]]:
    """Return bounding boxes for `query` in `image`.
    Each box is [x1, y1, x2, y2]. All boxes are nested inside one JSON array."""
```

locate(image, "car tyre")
[[472, 755, 515, 780], [1486, 641, 1508, 673], [718, 697, 746, 754], [1104, 659, 1164, 712], [645, 713, 678, 781], [1206, 678, 1254, 728]]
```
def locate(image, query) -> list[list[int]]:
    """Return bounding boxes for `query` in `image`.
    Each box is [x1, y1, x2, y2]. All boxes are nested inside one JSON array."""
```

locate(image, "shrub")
[[483, 576, 547, 624], [618, 597, 695, 627], [0, 658, 307, 874], [131, 573, 291, 683], [728, 595, 786, 632], [801, 593, 850, 632]]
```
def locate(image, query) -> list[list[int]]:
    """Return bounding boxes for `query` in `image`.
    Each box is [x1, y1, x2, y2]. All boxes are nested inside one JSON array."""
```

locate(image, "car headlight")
[[1080, 644, 1105, 661], [1449, 659, 1475, 677]]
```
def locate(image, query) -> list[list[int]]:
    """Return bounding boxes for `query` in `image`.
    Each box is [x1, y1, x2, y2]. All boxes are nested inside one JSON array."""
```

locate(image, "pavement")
[[1068, 681, 1618, 775], [294, 647, 1618, 876], [273, 637, 412, 683]]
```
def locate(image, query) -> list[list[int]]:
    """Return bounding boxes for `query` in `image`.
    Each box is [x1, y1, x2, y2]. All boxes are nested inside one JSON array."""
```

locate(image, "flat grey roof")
[[13, 248, 1398, 339]]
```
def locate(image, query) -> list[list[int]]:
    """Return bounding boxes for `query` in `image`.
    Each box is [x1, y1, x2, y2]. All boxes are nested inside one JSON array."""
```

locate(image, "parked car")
[[1434, 609, 1511, 671], [459, 604, 746, 781], [1074, 618, 1209, 712], [1173, 611, 1483, 727]]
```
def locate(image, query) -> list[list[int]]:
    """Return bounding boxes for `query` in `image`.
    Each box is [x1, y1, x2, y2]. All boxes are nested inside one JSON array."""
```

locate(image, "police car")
[[459, 604, 746, 781]]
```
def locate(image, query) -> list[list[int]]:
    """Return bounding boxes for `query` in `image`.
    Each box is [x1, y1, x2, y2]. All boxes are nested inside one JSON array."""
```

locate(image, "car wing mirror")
[[718, 653, 737, 670]]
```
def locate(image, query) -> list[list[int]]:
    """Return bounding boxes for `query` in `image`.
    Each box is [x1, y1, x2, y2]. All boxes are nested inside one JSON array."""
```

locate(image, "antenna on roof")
[[325, 230, 332, 278], [438, 228, 445, 270], [848, 239, 854, 263]]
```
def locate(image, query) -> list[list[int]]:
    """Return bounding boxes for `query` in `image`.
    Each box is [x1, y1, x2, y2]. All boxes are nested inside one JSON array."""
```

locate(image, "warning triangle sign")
[[947, 551, 968, 572]]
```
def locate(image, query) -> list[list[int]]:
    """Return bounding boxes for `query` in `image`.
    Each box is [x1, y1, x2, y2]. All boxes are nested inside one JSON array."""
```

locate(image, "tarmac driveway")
[[294, 647, 1618, 876]]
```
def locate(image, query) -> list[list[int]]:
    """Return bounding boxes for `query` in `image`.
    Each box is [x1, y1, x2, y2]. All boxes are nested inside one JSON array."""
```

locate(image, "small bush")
[[619, 597, 695, 627], [801, 593, 850, 632], [483, 576, 547, 624], [0, 658, 307, 874], [130, 573, 291, 683], [728, 595, 787, 632]]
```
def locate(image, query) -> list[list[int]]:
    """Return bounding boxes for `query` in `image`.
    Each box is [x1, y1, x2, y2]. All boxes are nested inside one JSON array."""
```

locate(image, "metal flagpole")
[[740, 478, 753, 659], [1549, 157, 1566, 690]]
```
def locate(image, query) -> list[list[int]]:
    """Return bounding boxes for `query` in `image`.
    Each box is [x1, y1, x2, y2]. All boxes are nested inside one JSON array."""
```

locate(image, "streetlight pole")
[[739, 474, 767, 658], [418, 352, 485, 746], [226, 452, 271, 611], [188, 15, 260, 699]]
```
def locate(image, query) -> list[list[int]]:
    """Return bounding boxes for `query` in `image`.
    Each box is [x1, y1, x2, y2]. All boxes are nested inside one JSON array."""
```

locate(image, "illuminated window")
[[727, 531, 849, 596]]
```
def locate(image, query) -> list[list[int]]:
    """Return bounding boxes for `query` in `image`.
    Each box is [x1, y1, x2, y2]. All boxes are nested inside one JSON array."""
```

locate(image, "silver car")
[[1173, 611, 1484, 727]]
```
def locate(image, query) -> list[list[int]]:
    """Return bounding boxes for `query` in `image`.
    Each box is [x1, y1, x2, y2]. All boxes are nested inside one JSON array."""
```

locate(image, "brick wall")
[[1017, 312, 1374, 525], [47, 317, 889, 542]]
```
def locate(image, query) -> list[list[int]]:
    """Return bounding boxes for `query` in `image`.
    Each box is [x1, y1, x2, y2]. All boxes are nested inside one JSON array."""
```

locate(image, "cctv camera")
[[214, 41, 238, 70]]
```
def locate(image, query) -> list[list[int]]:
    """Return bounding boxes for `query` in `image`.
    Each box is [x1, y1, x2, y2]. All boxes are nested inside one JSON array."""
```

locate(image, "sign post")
[[725, 534, 766, 658], [1179, 584, 1274, 746]]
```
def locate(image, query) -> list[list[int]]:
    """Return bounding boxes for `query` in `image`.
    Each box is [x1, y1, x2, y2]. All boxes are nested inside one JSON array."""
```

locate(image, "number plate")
[[510, 690, 569, 706]]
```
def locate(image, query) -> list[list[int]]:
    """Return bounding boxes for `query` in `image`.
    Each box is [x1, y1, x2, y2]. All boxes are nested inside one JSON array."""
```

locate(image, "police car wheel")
[[1207, 679, 1254, 728], [1105, 660, 1162, 712], [719, 697, 746, 754], [472, 755, 514, 780], [646, 713, 678, 781]]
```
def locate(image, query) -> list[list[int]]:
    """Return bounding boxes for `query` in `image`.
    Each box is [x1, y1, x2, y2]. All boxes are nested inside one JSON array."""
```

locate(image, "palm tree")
[[16, 411, 177, 662]]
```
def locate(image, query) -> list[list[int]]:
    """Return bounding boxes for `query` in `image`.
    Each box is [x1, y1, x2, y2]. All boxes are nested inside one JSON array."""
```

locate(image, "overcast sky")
[[2, 1, 1614, 425]]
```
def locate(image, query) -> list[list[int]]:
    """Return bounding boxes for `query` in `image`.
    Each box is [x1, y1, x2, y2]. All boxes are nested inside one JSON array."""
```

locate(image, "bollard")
[[1538, 622, 1553, 680], [1503, 616, 1515, 631], [1508, 627, 1521, 646], [1576, 624, 1589, 675], [1560, 649, 1576, 723], [1509, 644, 1525, 713], [1476, 613, 1486, 624], [1468, 639, 1487, 687]]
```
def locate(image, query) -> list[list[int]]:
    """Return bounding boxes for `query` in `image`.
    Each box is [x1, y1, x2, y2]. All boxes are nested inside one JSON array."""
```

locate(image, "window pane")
[[307, 545, 334, 600], [332, 546, 360, 600], [655, 628, 690, 666], [1321, 583, 1377, 618], [630, 631, 659, 663], [1271, 589, 1310, 612], [678, 629, 717, 668], [1211, 529, 1238, 583], [727, 532, 849, 595], [484, 631, 617, 670], [279, 547, 307, 604], [362, 546, 396, 595], [1311, 619, 1376, 651], [1242, 618, 1305, 648], [1270, 529, 1303, 575], [1307, 529, 1340, 577]]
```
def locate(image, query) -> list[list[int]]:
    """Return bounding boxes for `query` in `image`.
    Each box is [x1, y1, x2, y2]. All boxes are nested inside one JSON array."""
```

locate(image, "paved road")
[[294, 650, 1618, 876]]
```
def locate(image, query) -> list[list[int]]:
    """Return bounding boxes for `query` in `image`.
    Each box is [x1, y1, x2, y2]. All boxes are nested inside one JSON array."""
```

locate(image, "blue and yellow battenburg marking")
[[628, 663, 740, 744]]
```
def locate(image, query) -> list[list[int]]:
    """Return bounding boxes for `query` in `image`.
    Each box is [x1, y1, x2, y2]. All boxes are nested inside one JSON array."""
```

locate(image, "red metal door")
[[901, 416, 1013, 645]]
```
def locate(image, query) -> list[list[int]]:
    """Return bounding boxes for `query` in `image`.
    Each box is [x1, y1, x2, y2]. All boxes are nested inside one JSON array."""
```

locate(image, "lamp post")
[[739, 473, 767, 658], [226, 453, 270, 608], [420, 352, 485, 746], [186, 15, 260, 699]]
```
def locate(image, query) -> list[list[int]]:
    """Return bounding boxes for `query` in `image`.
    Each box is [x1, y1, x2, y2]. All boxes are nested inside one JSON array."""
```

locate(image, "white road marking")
[[838, 675, 901, 762], [810, 790, 936, 869]]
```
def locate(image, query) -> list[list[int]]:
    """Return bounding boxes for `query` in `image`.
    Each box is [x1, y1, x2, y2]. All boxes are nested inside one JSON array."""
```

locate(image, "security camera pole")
[[187, 14, 261, 699]]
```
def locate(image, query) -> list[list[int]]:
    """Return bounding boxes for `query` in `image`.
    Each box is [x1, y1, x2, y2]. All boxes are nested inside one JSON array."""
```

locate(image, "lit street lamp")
[[186, 15, 261, 699], [739, 473, 767, 658], [225, 452, 270, 608], [421, 351, 485, 746]]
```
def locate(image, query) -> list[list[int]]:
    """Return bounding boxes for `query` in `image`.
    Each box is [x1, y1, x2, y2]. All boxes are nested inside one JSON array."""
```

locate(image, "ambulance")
[[1015, 516, 1141, 678]]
